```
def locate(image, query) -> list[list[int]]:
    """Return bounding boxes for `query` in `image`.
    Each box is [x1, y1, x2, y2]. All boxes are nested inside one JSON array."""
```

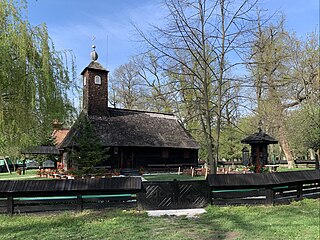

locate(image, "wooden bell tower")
[[81, 45, 109, 116]]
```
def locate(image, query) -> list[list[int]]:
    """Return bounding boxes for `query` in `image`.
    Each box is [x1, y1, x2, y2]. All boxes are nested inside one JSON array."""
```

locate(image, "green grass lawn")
[[0, 169, 44, 180], [0, 198, 318, 240], [277, 167, 313, 172]]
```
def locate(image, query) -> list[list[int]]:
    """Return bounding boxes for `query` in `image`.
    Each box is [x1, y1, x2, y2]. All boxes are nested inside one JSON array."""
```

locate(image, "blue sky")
[[27, 0, 319, 77]]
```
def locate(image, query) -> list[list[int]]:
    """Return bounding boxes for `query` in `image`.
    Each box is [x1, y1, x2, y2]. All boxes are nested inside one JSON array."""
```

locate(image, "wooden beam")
[[6, 195, 13, 215], [76, 195, 83, 212]]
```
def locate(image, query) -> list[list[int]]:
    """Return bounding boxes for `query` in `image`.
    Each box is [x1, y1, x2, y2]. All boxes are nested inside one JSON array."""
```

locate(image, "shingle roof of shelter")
[[241, 128, 278, 145], [60, 108, 200, 149], [21, 146, 60, 155]]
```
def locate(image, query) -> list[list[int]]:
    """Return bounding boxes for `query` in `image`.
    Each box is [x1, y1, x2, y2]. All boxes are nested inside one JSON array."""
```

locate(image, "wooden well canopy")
[[241, 128, 278, 145], [241, 128, 278, 173]]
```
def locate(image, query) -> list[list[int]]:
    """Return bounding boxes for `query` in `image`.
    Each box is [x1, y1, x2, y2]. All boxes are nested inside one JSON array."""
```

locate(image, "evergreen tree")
[[69, 114, 107, 172]]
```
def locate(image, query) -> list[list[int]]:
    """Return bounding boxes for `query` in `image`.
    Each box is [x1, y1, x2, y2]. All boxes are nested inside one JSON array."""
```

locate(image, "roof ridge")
[[107, 107, 175, 116]]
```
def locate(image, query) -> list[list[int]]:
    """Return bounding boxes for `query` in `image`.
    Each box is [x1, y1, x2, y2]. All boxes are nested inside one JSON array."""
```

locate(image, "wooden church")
[[60, 46, 199, 170]]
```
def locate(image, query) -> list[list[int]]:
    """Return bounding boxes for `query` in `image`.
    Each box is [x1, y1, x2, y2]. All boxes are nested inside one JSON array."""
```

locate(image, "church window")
[[95, 75, 101, 85], [83, 76, 87, 86]]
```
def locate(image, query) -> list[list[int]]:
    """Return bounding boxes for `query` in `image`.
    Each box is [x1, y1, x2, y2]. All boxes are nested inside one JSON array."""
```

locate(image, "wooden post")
[[297, 184, 303, 201], [178, 167, 181, 175], [265, 187, 274, 205], [191, 167, 194, 177], [205, 167, 208, 179], [172, 179, 179, 208], [76, 195, 83, 212], [7, 195, 14, 215], [4, 158, 11, 174], [315, 153, 319, 170], [22, 159, 26, 175]]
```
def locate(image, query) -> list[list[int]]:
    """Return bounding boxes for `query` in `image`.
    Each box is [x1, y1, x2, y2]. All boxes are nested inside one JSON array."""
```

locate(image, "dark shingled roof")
[[241, 129, 278, 144], [21, 146, 60, 155], [81, 61, 108, 75], [60, 108, 200, 149]]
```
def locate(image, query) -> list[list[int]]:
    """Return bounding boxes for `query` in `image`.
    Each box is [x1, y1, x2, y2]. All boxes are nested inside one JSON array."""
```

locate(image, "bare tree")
[[135, 0, 259, 173], [134, 54, 174, 113], [109, 61, 145, 110]]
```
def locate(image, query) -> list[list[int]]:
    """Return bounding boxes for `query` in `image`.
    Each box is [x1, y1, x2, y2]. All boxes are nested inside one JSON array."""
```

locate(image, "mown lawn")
[[0, 170, 44, 180], [0, 199, 318, 240]]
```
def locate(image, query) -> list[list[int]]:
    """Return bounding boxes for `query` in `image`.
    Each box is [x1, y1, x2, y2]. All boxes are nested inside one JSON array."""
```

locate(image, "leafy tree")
[[0, 0, 77, 158], [248, 17, 319, 168], [69, 114, 107, 172]]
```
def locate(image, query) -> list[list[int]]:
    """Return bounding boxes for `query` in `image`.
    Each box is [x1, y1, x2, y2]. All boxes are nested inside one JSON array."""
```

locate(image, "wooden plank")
[[84, 201, 137, 210], [275, 190, 298, 199], [207, 170, 320, 187], [302, 184, 320, 190], [303, 188, 320, 195], [76, 195, 83, 212], [0, 207, 6, 213], [302, 193, 320, 199], [0, 199, 6, 207], [265, 187, 274, 205], [14, 198, 77, 205], [15, 204, 77, 213], [0, 177, 142, 194], [82, 196, 134, 203], [212, 190, 266, 199], [212, 198, 266, 206], [297, 184, 303, 200], [6, 195, 13, 215]]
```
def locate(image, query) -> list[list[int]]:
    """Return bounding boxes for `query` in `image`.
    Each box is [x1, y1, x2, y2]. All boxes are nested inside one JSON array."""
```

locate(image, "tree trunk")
[[278, 120, 295, 168], [315, 149, 319, 170], [308, 149, 316, 160]]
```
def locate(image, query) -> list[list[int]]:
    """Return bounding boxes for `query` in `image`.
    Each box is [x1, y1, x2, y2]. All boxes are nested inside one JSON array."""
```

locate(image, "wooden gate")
[[137, 180, 211, 210]]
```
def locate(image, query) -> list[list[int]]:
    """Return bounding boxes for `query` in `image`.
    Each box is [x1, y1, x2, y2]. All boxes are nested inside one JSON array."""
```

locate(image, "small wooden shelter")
[[241, 128, 278, 173]]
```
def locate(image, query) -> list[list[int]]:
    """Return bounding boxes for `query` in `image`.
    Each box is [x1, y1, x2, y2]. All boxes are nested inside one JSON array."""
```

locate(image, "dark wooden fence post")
[[76, 195, 83, 212], [265, 187, 274, 205], [297, 184, 303, 200], [172, 179, 179, 208], [7, 195, 14, 215]]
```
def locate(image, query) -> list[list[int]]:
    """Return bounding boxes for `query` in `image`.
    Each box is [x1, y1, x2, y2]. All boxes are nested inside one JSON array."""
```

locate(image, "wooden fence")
[[0, 170, 319, 214], [0, 177, 141, 215], [207, 170, 320, 205]]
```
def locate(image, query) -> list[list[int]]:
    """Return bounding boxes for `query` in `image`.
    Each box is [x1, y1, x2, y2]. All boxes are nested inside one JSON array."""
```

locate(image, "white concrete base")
[[147, 208, 206, 218]]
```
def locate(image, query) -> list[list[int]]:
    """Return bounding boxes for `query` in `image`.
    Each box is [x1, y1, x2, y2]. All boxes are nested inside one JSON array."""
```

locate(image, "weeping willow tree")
[[0, 0, 77, 158]]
